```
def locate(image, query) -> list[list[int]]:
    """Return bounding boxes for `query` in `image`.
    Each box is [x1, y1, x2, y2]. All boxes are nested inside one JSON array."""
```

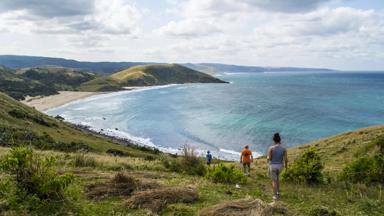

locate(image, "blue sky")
[[0, 0, 383, 70]]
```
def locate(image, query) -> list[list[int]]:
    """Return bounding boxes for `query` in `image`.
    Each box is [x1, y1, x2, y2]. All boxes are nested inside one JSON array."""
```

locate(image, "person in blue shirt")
[[206, 151, 213, 165], [267, 133, 288, 200]]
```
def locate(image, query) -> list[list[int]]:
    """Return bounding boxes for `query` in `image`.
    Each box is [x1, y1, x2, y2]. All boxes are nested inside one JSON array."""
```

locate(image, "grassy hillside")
[[0, 91, 383, 215], [0, 92, 157, 157], [81, 64, 227, 91], [0, 66, 98, 100], [0, 122, 383, 215], [0, 66, 57, 100], [16, 66, 97, 91]]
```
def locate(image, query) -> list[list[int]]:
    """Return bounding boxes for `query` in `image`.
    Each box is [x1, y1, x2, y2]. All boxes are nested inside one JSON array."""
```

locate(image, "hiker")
[[240, 145, 253, 176], [206, 151, 213, 165], [267, 133, 288, 200]]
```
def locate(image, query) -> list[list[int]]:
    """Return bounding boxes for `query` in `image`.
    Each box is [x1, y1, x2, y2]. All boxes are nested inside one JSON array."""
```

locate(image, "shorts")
[[243, 163, 251, 169], [268, 164, 283, 181]]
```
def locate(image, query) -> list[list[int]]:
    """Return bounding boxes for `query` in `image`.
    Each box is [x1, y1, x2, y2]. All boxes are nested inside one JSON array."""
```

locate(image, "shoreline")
[[21, 91, 105, 112], [20, 83, 248, 161], [21, 85, 180, 112]]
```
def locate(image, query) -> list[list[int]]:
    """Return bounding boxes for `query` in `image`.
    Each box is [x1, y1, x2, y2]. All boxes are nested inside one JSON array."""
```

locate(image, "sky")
[[0, 0, 383, 70]]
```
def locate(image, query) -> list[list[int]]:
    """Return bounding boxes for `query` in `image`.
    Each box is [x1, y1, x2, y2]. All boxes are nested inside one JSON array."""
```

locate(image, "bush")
[[106, 148, 127, 156], [0, 126, 93, 152], [342, 153, 384, 184], [281, 148, 324, 184], [374, 136, 384, 154], [0, 147, 74, 211], [207, 164, 246, 184], [72, 153, 98, 167], [162, 145, 206, 176], [8, 109, 56, 127], [309, 206, 337, 216]]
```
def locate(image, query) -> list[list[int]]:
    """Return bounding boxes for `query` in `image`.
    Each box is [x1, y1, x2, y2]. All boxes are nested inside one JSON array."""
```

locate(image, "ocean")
[[46, 72, 384, 160]]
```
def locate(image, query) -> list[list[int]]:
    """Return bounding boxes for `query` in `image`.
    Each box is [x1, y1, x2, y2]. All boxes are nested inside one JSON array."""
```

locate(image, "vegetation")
[[72, 152, 98, 167], [342, 153, 384, 184], [81, 64, 228, 91], [281, 148, 325, 184], [16, 66, 97, 91], [207, 163, 246, 184], [0, 66, 97, 100], [1, 64, 227, 99], [342, 136, 384, 184], [0, 124, 383, 215], [0, 92, 159, 157], [0, 147, 74, 213], [0, 66, 57, 100], [162, 145, 206, 176], [1, 86, 384, 215]]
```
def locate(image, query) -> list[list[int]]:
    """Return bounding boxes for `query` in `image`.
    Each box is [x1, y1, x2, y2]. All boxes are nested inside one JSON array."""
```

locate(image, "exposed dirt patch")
[[85, 172, 161, 199], [126, 186, 199, 212]]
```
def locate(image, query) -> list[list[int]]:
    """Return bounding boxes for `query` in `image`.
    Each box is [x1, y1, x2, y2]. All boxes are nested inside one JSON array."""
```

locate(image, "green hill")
[[16, 66, 97, 91], [0, 66, 57, 100], [80, 64, 227, 91], [0, 66, 98, 100], [0, 92, 156, 157]]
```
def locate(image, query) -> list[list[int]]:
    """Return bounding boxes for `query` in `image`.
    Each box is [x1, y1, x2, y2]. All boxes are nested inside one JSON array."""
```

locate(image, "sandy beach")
[[20, 86, 173, 112], [21, 91, 103, 112]]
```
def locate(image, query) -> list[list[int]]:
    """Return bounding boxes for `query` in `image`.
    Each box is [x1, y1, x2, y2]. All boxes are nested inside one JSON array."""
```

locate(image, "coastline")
[[20, 83, 254, 161], [22, 85, 180, 112], [21, 91, 104, 112]]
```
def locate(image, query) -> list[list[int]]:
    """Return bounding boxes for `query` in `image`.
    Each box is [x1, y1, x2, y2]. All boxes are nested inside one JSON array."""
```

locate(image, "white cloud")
[[156, 18, 221, 37], [92, 0, 141, 34], [0, 0, 142, 48], [0, 0, 383, 70], [152, 0, 384, 69]]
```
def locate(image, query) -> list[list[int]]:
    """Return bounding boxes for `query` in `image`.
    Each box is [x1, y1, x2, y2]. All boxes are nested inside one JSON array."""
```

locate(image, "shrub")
[[207, 164, 246, 184], [106, 148, 127, 156], [8, 109, 56, 127], [281, 148, 324, 184], [72, 153, 98, 167], [162, 145, 206, 176], [0, 126, 93, 152], [144, 155, 156, 161], [309, 206, 337, 216], [342, 153, 384, 184], [0, 147, 74, 211], [374, 136, 384, 154]]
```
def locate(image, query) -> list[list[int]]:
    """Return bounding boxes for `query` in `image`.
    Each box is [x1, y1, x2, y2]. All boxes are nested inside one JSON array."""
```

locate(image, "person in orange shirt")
[[240, 145, 253, 176]]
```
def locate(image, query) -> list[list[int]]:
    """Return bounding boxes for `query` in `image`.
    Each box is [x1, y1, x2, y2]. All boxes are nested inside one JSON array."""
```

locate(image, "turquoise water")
[[47, 72, 384, 160]]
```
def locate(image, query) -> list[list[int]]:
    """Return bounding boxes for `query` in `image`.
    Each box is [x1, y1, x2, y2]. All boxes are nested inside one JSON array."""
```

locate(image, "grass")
[[0, 92, 159, 158], [81, 64, 227, 91], [1, 85, 384, 215], [1, 130, 384, 216]]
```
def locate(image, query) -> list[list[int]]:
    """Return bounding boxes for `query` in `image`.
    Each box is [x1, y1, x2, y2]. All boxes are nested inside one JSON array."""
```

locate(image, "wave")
[[45, 84, 180, 113], [50, 113, 261, 161]]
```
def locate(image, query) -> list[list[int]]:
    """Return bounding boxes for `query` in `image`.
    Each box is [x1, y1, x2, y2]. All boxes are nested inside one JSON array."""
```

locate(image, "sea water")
[[47, 72, 384, 160]]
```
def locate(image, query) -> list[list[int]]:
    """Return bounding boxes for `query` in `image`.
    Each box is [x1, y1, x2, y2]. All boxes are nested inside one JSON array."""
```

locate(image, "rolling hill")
[[0, 66, 57, 100], [80, 64, 228, 91], [16, 66, 97, 91], [0, 91, 156, 157]]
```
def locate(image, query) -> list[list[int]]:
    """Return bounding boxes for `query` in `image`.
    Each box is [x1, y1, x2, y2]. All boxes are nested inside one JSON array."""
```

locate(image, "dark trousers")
[[243, 163, 251, 174]]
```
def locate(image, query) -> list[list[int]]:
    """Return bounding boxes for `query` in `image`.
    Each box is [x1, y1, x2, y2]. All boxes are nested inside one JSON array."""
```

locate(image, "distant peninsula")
[[0, 63, 228, 100], [79, 64, 228, 92]]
